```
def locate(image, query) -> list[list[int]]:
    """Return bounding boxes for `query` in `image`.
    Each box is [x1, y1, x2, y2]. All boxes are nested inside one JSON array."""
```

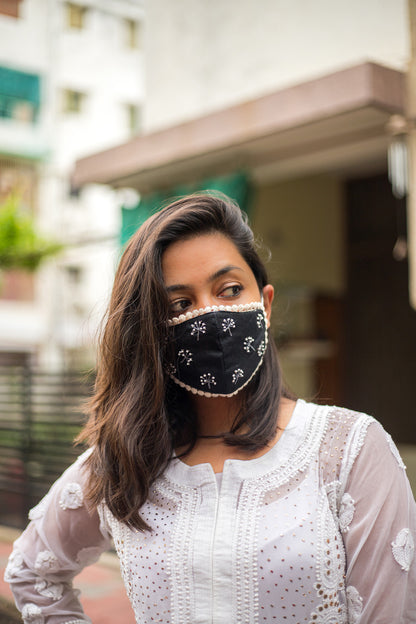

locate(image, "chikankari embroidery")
[[4, 549, 24, 581], [34, 550, 59, 574], [76, 546, 103, 566], [339, 493, 355, 533], [22, 603, 44, 624], [35, 578, 64, 600], [346, 585, 363, 623], [59, 482, 83, 510], [310, 489, 347, 623], [391, 528, 414, 572], [385, 432, 406, 470]]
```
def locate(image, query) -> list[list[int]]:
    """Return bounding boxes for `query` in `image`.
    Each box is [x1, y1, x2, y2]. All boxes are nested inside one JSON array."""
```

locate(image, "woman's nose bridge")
[[195, 296, 214, 310], [194, 289, 216, 310]]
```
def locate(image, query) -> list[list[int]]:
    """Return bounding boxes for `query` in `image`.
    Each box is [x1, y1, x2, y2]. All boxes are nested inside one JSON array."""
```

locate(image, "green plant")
[[0, 194, 62, 271]]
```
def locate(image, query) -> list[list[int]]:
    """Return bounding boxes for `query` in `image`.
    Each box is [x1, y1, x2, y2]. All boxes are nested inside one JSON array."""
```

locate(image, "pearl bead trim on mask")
[[168, 301, 265, 326]]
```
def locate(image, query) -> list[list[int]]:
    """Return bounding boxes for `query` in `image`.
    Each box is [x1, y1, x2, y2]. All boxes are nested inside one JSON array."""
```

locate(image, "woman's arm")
[[4, 451, 112, 624], [341, 421, 415, 623]]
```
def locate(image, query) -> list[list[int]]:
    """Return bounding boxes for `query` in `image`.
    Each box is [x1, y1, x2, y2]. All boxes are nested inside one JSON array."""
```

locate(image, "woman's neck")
[[191, 394, 242, 437]]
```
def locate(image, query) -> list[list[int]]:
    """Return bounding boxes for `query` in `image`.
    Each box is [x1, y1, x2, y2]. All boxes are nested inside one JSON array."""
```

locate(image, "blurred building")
[[74, 0, 416, 473], [0, 0, 144, 369]]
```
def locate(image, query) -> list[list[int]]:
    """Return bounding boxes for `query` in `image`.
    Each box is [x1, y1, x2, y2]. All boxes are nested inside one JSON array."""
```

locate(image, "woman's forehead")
[[162, 232, 252, 285]]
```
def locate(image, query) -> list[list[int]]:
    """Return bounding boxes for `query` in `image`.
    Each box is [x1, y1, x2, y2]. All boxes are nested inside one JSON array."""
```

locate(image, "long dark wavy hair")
[[78, 193, 289, 531]]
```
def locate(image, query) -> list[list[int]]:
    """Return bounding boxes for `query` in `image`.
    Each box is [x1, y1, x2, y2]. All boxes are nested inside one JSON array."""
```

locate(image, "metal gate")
[[0, 366, 93, 529]]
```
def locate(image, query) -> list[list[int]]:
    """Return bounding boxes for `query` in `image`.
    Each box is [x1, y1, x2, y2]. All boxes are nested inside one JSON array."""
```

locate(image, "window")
[[0, 99, 35, 122], [124, 18, 141, 49], [0, 97, 13, 119], [126, 103, 141, 135], [12, 101, 35, 123], [0, 66, 40, 123], [66, 2, 87, 30], [0, 0, 22, 18], [64, 265, 83, 285], [62, 89, 85, 114]]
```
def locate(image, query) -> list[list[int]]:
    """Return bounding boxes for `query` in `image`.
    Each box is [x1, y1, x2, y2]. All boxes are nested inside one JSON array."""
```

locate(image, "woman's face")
[[162, 232, 274, 325]]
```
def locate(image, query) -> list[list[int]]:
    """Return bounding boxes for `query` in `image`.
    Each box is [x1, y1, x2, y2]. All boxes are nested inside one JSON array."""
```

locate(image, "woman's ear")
[[262, 284, 274, 328]]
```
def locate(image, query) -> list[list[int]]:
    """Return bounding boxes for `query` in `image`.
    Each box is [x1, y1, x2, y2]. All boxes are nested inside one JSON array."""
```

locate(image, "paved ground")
[[0, 527, 136, 624]]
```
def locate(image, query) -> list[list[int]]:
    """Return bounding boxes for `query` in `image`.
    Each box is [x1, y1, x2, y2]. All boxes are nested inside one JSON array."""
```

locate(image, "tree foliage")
[[0, 194, 62, 271]]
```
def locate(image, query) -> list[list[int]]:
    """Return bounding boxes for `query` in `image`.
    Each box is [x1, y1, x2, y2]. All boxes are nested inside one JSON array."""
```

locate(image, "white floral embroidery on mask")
[[166, 363, 176, 375], [200, 373, 216, 389], [232, 369, 244, 384], [391, 528, 414, 572], [190, 320, 206, 340], [256, 313, 264, 327], [59, 482, 83, 510], [243, 336, 255, 352], [178, 349, 193, 365], [222, 318, 236, 335], [257, 341, 266, 357]]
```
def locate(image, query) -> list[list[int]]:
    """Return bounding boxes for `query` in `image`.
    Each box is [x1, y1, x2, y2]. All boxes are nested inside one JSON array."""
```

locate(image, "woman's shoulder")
[[297, 399, 407, 492], [296, 398, 375, 443], [295, 399, 379, 481]]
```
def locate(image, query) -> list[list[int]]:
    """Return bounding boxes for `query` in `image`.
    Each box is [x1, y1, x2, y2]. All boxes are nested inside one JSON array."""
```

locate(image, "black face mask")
[[167, 302, 268, 397]]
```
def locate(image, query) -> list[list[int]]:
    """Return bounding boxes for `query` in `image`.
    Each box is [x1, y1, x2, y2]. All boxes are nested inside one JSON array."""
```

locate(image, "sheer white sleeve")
[[341, 421, 416, 623], [4, 451, 112, 624]]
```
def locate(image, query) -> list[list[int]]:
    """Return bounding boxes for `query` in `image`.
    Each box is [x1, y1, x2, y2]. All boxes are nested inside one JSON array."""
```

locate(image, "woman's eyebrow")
[[209, 265, 243, 282], [166, 265, 243, 293]]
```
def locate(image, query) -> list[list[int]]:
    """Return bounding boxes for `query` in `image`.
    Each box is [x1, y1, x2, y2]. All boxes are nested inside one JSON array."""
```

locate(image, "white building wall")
[[0, 0, 49, 72], [0, 0, 144, 369], [144, 0, 409, 131]]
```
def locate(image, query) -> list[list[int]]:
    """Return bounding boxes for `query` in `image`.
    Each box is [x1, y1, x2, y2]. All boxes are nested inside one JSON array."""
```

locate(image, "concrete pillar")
[[407, 0, 416, 309]]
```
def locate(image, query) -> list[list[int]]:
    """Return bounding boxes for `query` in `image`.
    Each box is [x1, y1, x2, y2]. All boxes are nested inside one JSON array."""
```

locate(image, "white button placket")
[[210, 465, 242, 623], [191, 470, 221, 624]]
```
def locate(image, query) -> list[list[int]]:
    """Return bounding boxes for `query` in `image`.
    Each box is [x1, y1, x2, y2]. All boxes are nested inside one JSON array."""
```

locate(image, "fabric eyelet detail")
[[391, 528, 414, 571], [59, 482, 83, 510]]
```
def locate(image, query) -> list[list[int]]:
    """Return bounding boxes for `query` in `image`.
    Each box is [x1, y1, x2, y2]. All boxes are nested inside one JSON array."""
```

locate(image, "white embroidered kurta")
[[5, 400, 416, 623]]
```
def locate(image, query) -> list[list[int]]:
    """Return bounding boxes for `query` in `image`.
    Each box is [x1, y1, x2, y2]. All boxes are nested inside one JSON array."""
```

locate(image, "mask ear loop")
[[260, 291, 269, 328]]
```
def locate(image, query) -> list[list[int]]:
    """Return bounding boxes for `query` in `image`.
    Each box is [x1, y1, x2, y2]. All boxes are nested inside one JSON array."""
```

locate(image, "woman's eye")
[[219, 284, 243, 298], [170, 299, 191, 314]]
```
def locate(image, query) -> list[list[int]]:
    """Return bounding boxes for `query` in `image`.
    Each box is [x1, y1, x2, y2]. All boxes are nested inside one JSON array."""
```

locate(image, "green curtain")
[[0, 66, 40, 120], [120, 171, 252, 247]]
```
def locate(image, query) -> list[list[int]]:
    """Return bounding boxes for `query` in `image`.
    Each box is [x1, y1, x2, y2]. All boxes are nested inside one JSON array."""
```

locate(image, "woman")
[[5, 193, 416, 623]]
